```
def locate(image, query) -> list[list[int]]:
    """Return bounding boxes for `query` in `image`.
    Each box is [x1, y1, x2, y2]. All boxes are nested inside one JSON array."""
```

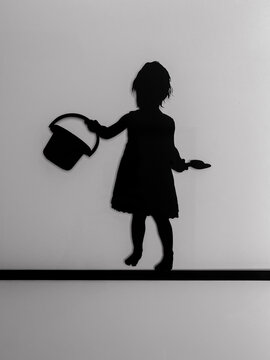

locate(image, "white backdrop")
[[1, 0, 270, 269]]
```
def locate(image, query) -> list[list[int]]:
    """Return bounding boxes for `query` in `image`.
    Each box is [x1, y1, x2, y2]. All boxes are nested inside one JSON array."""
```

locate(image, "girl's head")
[[132, 61, 172, 109]]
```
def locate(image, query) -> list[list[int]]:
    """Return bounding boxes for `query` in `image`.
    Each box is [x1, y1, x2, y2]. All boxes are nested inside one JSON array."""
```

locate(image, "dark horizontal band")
[[0, 269, 270, 281]]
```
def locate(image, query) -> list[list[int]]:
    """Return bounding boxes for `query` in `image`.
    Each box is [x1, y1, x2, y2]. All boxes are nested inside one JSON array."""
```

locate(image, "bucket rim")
[[50, 124, 92, 156], [48, 113, 100, 157]]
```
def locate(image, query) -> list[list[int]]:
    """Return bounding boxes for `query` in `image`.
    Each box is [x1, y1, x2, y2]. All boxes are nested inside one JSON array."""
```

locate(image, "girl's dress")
[[97, 108, 184, 219]]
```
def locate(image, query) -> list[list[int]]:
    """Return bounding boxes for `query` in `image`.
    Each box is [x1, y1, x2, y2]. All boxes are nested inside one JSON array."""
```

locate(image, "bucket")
[[43, 113, 99, 170]]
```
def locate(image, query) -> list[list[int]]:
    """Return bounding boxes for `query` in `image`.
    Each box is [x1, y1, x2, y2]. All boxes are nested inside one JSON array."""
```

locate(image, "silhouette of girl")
[[85, 61, 188, 270]]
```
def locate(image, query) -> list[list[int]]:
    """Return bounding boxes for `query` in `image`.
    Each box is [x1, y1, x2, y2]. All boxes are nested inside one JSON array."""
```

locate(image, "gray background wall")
[[1, 0, 270, 358], [1, 0, 270, 269]]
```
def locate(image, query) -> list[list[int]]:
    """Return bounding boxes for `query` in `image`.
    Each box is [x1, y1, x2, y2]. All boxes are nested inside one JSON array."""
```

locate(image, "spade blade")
[[188, 160, 211, 169]]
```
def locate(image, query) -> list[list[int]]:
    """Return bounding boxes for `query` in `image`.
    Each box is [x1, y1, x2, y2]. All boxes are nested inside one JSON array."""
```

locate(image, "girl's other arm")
[[169, 120, 188, 172], [171, 147, 188, 172]]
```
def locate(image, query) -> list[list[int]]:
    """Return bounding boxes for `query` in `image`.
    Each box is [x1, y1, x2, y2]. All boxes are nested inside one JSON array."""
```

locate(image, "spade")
[[186, 160, 211, 169]]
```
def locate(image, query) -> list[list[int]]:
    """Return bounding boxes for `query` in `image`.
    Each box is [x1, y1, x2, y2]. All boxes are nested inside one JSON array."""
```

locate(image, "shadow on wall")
[[43, 61, 211, 271]]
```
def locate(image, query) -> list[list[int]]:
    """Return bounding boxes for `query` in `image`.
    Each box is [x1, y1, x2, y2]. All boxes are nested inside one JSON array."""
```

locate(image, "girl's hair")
[[132, 61, 172, 107]]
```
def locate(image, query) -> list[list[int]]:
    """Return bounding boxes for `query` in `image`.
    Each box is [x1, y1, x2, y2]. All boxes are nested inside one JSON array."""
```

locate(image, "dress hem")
[[111, 204, 179, 219]]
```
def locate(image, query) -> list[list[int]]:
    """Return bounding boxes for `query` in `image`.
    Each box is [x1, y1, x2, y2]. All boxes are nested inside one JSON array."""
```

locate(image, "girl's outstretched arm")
[[84, 113, 129, 139]]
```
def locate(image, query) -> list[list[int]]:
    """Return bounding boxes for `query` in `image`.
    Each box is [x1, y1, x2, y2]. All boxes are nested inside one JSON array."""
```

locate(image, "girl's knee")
[[152, 213, 170, 227]]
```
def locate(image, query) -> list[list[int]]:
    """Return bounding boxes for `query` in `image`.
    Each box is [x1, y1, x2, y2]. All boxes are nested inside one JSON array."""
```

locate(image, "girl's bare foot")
[[124, 251, 142, 266], [154, 252, 173, 271]]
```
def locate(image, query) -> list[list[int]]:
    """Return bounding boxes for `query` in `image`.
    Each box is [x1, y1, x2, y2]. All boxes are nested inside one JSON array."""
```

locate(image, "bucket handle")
[[49, 113, 100, 156]]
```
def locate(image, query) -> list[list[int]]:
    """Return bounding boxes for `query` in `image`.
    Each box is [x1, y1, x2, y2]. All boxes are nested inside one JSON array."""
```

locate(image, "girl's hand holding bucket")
[[84, 119, 100, 133]]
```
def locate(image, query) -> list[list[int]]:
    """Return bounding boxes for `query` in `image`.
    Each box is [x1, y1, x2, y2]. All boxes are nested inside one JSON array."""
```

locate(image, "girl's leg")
[[152, 214, 174, 270], [125, 213, 147, 266]]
